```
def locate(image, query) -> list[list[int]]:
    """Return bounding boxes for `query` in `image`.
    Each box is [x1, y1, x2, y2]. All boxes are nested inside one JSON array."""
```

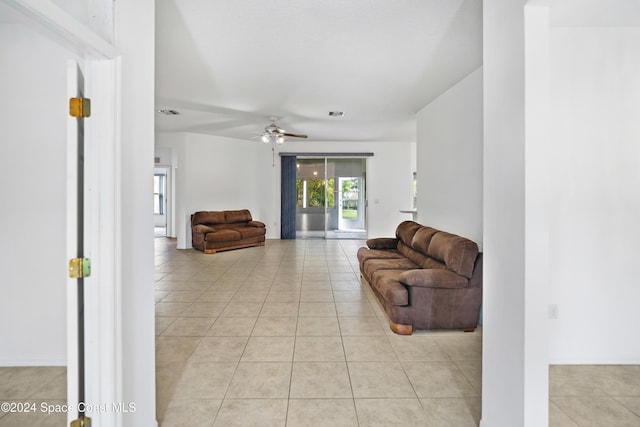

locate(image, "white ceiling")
[[537, 0, 640, 27], [4, 1, 636, 143], [155, 0, 483, 143]]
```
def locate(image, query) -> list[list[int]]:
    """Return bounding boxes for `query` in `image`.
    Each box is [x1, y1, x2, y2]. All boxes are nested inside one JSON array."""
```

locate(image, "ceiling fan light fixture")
[[254, 117, 308, 145]]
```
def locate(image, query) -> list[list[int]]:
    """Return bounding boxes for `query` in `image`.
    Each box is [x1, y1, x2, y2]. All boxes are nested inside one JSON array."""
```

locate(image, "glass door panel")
[[327, 158, 367, 239], [296, 158, 327, 238]]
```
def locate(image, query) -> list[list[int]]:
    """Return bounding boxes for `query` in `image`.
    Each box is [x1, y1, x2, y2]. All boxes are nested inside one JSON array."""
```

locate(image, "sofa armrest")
[[193, 224, 216, 234], [366, 237, 398, 250], [399, 269, 469, 289], [247, 220, 266, 228]]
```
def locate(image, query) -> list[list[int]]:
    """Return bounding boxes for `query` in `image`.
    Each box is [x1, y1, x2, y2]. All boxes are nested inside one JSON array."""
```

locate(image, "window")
[[154, 174, 165, 215], [296, 178, 335, 208]]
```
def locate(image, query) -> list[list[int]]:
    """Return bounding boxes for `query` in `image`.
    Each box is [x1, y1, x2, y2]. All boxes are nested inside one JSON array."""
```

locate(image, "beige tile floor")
[[0, 366, 67, 426], [154, 238, 483, 427], [2, 238, 639, 426], [152, 238, 640, 427]]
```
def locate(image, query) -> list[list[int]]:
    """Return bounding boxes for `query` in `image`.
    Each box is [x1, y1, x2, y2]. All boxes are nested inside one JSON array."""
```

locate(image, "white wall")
[[156, 133, 185, 240], [156, 133, 415, 248], [482, 1, 534, 426], [282, 140, 416, 239], [523, 6, 552, 426], [182, 133, 274, 230], [116, 0, 158, 424], [0, 24, 71, 365], [156, 132, 274, 247], [2, 2, 158, 422], [416, 67, 483, 247], [482, 3, 640, 426], [155, 146, 172, 165], [50, 0, 114, 42], [548, 26, 640, 363]]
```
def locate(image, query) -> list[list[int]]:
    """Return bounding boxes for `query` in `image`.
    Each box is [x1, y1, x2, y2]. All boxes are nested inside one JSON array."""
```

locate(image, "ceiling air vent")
[[328, 111, 345, 117], [157, 109, 180, 115]]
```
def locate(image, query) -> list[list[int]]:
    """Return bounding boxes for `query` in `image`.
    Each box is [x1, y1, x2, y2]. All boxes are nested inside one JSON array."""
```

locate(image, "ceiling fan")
[[257, 116, 308, 144]]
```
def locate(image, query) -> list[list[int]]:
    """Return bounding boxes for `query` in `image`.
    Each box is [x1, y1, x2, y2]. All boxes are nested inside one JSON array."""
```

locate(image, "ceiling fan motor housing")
[[259, 118, 308, 143]]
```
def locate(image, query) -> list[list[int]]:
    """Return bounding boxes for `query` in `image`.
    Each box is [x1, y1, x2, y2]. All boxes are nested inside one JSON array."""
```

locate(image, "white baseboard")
[[549, 358, 640, 365], [0, 359, 66, 367]]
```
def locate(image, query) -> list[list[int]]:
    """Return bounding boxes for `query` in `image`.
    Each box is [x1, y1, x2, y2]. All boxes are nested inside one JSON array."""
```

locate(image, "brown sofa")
[[357, 221, 482, 335], [191, 209, 266, 254]]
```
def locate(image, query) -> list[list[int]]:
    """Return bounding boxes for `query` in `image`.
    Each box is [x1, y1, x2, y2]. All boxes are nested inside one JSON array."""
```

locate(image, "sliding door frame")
[[280, 152, 372, 240]]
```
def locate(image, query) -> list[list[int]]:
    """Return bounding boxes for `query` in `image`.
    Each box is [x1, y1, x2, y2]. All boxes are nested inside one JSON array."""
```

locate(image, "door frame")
[[290, 154, 369, 239], [3, 1, 123, 425]]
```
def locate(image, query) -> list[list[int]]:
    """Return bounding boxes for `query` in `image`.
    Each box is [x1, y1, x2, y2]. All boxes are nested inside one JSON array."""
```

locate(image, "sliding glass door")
[[332, 158, 366, 237], [295, 157, 366, 239], [296, 158, 328, 238]]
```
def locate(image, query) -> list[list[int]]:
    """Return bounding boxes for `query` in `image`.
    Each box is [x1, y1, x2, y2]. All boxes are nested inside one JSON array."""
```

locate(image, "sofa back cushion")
[[398, 226, 447, 269], [427, 232, 478, 279], [398, 241, 429, 269], [410, 226, 439, 254], [225, 209, 253, 223], [396, 222, 441, 270], [395, 221, 422, 246], [393, 221, 479, 279], [192, 211, 225, 226]]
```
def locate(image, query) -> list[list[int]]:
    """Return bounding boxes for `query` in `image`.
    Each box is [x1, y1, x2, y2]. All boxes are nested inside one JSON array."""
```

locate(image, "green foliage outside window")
[[296, 179, 335, 208]]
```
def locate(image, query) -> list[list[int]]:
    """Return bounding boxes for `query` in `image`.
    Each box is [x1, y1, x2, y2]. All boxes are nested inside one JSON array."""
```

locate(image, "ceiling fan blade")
[[282, 132, 308, 139]]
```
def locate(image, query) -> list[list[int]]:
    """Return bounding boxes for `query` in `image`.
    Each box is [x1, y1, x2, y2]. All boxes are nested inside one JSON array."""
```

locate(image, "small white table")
[[399, 209, 418, 221]]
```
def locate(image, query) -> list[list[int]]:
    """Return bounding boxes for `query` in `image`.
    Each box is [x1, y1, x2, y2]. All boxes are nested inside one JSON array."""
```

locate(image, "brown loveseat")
[[191, 209, 266, 254], [357, 221, 482, 335]]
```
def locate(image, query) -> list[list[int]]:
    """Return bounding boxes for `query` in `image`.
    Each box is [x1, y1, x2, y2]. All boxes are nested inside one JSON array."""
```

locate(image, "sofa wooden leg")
[[204, 249, 217, 254], [390, 322, 412, 335], [463, 327, 476, 333]]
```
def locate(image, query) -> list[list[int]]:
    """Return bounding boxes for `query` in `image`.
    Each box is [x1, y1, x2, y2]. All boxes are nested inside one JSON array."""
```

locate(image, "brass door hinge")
[[69, 258, 91, 279], [69, 97, 91, 118], [71, 416, 92, 427]]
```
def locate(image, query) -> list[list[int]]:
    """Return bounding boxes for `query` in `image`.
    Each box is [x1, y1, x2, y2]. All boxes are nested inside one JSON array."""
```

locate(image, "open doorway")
[[338, 176, 365, 232], [154, 167, 169, 237]]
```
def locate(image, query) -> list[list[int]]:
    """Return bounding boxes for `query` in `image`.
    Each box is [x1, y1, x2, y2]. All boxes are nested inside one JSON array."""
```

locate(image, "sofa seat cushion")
[[370, 270, 409, 306], [234, 226, 266, 239], [363, 257, 419, 280], [357, 248, 404, 265], [205, 229, 242, 242], [399, 268, 468, 288]]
